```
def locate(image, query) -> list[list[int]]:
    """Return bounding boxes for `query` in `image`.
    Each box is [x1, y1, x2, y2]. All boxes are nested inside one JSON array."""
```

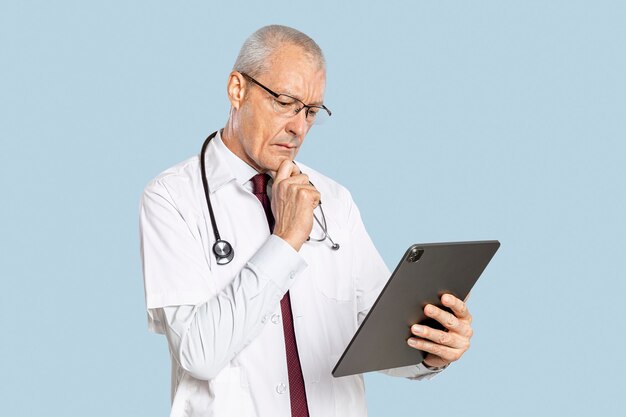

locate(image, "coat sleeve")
[[140, 180, 307, 380]]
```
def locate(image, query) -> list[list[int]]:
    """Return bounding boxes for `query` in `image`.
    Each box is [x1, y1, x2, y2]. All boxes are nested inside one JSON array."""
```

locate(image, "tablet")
[[332, 240, 500, 378]]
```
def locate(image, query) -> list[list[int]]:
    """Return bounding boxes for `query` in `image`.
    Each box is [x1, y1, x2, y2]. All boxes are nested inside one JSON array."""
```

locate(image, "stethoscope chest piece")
[[213, 239, 234, 265]]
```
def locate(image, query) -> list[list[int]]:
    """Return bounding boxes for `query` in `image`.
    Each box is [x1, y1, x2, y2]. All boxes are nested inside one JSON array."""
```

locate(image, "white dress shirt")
[[140, 130, 442, 417]]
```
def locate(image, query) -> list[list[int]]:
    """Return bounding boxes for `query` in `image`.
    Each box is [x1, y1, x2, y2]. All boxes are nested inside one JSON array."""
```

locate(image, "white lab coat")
[[140, 131, 439, 417]]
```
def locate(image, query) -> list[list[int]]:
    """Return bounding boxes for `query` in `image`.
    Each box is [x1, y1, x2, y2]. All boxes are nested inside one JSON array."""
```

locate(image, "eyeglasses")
[[241, 72, 332, 124]]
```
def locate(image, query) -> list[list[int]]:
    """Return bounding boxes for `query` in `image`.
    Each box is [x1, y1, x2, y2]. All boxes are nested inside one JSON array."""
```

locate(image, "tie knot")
[[251, 173, 270, 195]]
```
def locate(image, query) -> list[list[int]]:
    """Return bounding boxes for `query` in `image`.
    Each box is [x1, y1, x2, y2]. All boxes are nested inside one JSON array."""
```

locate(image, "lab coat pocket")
[[175, 366, 253, 417], [208, 365, 254, 416], [308, 226, 354, 302]]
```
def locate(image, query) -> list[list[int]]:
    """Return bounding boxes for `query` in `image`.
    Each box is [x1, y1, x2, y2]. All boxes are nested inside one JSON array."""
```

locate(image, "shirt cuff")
[[410, 362, 448, 380], [247, 235, 308, 294], [379, 361, 447, 380]]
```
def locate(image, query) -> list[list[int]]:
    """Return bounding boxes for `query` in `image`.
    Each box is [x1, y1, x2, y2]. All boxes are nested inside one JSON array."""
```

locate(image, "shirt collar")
[[215, 130, 259, 187], [203, 130, 261, 193]]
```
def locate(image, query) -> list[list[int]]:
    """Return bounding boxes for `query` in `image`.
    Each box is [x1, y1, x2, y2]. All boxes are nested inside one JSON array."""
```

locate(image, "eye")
[[275, 95, 297, 106], [275, 100, 292, 108]]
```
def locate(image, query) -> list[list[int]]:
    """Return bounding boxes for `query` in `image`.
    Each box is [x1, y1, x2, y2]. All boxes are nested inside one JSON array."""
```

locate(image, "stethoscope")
[[200, 131, 340, 265]]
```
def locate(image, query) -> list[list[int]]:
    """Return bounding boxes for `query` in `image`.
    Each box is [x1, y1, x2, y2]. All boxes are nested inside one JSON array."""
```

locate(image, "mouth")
[[274, 143, 297, 150]]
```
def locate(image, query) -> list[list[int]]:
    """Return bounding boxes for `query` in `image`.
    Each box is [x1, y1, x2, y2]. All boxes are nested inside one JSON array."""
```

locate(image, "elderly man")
[[140, 25, 473, 417]]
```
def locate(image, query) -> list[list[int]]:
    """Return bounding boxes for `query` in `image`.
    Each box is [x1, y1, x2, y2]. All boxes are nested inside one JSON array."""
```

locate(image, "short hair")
[[233, 25, 325, 78]]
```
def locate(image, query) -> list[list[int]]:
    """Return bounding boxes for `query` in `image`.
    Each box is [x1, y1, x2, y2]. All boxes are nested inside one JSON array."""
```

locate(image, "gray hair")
[[233, 25, 325, 77]]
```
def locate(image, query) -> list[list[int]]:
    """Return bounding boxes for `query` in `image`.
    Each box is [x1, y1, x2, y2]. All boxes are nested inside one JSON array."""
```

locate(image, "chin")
[[265, 156, 292, 172]]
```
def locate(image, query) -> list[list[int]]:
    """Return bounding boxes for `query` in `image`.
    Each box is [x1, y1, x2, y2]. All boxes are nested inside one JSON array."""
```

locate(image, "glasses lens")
[[307, 107, 330, 125], [272, 95, 300, 116], [272, 95, 331, 125]]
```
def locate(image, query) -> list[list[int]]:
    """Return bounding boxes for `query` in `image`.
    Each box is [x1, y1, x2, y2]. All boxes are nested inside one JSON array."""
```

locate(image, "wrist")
[[273, 233, 304, 252], [422, 359, 448, 371]]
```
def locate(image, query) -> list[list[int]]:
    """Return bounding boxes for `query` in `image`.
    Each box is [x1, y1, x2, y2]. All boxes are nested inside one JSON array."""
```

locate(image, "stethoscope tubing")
[[200, 131, 339, 265]]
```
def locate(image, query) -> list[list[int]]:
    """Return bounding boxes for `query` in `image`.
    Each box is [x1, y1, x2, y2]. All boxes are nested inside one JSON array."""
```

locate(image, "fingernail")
[[407, 338, 417, 347], [412, 325, 424, 334]]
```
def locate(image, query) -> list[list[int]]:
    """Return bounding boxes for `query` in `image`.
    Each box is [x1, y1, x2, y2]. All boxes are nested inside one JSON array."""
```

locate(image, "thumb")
[[273, 159, 299, 183]]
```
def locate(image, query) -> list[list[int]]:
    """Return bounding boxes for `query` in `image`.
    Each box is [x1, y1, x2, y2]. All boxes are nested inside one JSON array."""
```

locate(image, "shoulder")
[[141, 155, 202, 209]]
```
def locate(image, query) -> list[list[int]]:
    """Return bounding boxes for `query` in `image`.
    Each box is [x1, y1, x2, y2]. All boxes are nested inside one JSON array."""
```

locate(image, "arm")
[[140, 161, 317, 381], [140, 181, 306, 380], [158, 237, 304, 380]]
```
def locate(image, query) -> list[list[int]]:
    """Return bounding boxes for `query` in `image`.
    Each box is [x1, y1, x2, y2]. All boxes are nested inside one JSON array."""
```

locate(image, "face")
[[224, 44, 326, 173]]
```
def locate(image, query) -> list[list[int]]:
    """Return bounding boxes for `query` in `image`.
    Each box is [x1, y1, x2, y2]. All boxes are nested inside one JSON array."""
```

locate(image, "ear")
[[226, 71, 247, 110]]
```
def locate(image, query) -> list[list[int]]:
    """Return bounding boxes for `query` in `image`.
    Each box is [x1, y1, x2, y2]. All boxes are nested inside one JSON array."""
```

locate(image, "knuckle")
[[460, 302, 467, 314], [457, 337, 470, 352]]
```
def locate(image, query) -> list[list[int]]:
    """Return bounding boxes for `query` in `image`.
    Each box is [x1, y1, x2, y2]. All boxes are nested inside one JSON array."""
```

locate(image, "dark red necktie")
[[251, 173, 310, 417]]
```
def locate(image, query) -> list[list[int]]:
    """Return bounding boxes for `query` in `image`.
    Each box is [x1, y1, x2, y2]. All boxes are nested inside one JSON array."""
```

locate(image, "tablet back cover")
[[332, 240, 500, 377]]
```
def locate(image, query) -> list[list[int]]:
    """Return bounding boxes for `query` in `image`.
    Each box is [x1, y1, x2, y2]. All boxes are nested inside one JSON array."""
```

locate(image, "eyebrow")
[[282, 91, 324, 107]]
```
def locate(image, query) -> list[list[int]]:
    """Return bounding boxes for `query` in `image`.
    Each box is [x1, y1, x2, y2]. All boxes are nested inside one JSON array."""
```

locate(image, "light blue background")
[[1, 1, 625, 416]]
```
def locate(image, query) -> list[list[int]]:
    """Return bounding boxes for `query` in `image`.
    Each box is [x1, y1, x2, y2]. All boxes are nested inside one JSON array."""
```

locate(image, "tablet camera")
[[407, 248, 424, 263]]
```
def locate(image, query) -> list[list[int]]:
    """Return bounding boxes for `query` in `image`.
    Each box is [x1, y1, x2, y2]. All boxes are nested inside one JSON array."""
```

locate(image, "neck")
[[220, 116, 265, 173], [221, 117, 236, 153]]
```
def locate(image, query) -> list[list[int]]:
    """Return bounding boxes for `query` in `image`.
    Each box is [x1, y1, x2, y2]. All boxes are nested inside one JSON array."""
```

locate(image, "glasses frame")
[[240, 72, 332, 122]]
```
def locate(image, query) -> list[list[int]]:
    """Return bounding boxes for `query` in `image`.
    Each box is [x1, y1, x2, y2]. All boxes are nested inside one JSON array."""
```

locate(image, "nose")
[[285, 108, 310, 138]]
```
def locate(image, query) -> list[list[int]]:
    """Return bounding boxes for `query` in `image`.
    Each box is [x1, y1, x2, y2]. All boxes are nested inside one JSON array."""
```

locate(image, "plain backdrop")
[[1, 1, 625, 416]]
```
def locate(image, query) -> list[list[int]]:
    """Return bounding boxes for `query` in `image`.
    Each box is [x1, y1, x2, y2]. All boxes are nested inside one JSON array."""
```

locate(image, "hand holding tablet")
[[332, 240, 500, 377], [407, 292, 474, 369]]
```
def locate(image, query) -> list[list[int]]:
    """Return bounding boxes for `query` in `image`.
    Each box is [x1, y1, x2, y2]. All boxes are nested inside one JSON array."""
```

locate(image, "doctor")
[[140, 25, 474, 417]]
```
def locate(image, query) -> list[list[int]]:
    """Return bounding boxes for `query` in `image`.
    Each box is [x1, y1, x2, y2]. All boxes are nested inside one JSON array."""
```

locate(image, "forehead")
[[261, 44, 326, 103]]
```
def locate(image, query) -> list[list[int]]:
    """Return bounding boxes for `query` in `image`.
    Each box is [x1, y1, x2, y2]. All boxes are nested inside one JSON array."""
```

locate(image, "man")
[[140, 25, 473, 416]]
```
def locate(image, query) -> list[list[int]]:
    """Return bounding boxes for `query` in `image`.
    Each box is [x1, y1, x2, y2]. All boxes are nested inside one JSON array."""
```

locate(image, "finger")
[[406, 338, 464, 363], [277, 182, 319, 201], [423, 304, 472, 338], [274, 159, 299, 183], [294, 184, 320, 207], [424, 304, 458, 328], [441, 294, 472, 321], [274, 174, 315, 189], [410, 324, 468, 349]]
